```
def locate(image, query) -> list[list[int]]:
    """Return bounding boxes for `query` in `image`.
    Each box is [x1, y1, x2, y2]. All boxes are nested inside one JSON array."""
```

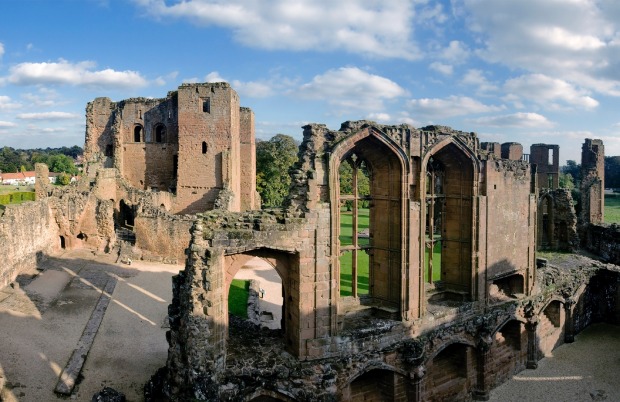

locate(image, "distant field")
[[228, 279, 249, 318], [605, 194, 620, 224], [340, 208, 370, 296]]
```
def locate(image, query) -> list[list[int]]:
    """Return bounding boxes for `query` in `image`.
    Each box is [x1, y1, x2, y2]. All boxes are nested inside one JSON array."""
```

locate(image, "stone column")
[[409, 365, 426, 402], [473, 335, 493, 401], [564, 298, 575, 343], [525, 320, 539, 369]]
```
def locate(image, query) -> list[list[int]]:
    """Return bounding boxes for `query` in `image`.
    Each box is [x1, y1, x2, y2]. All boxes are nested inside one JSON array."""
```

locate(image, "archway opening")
[[336, 133, 403, 318], [427, 343, 474, 401], [349, 369, 404, 402], [424, 143, 474, 304], [539, 301, 565, 356], [134, 125, 143, 142], [228, 256, 284, 330], [490, 320, 525, 387], [155, 124, 166, 143], [59, 235, 66, 249]]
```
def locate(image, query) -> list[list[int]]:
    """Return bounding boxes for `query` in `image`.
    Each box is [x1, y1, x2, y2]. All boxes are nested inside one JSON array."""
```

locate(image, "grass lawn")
[[228, 279, 249, 318], [424, 240, 442, 282], [605, 194, 620, 224], [0, 185, 34, 195], [340, 208, 370, 296]]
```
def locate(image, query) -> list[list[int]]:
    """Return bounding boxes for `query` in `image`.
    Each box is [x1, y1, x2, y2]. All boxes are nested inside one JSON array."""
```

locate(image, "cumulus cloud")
[[429, 62, 453, 76], [134, 0, 420, 59], [0, 121, 16, 128], [407, 95, 502, 119], [461, 0, 620, 95], [0, 95, 22, 110], [0, 42, 4, 59], [440, 40, 469, 62], [366, 112, 391, 122], [3, 59, 148, 88], [461, 69, 498, 93], [504, 74, 599, 110], [467, 112, 554, 128], [203, 71, 276, 98], [297, 67, 407, 112], [16, 112, 80, 120]]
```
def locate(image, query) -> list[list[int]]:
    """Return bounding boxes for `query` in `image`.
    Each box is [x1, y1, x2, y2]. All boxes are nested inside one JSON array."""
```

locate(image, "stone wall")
[[0, 200, 58, 288], [134, 211, 193, 264], [583, 223, 620, 264], [580, 139, 605, 226]]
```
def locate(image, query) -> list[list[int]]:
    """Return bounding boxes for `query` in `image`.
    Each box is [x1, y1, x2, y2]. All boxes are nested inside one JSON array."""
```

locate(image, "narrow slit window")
[[202, 141, 208, 154], [202, 98, 210, 113]]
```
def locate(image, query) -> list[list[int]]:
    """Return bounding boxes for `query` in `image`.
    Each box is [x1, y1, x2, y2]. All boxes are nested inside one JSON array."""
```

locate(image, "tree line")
[[0, 146, 82, 176], [561, 157, 620, 190]]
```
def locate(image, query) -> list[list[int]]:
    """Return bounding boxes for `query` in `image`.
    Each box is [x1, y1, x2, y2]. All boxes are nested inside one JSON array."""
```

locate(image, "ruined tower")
[[580, 139, 605, 225]]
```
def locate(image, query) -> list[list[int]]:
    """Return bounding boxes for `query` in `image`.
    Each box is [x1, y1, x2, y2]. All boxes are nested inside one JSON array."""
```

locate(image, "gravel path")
[[490, 323, 620, 402]]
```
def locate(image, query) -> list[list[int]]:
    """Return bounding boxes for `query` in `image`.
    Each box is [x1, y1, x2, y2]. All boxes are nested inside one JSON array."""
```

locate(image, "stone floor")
[[489, 322, 620, 402], [0, 249, 181, 402]]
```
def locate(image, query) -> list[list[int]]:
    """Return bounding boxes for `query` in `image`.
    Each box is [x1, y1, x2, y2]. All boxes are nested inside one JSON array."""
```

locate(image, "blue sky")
[[1, 0, 620, 164]]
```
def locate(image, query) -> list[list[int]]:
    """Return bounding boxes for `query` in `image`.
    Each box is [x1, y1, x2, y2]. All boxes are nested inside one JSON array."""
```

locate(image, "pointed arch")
[[421, 137, 479, 305], [329, 126, 409, 320]]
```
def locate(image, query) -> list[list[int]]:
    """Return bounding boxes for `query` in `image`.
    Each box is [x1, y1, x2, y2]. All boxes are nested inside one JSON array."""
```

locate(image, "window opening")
[[134, 125, 143, 142], [202, 98, 210, 113], [155, 124, 166, 143], [104, 144, 113, 157], [548, 148, 554, 165], [425, 158, 445, 285], [339, 155, 371, 297], [202, 141, 208, 154]]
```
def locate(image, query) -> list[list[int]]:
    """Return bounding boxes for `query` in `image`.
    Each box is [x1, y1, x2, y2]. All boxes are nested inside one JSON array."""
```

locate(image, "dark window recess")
[[105, 144, 113, 157], [155, 124, 166, 143], [202, 98, 210, 113], [202, 141, 208, 154], [134, 125, 143, 142]]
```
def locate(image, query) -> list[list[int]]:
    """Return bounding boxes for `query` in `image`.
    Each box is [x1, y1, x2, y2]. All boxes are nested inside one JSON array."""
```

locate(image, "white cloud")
[[16, 112, 80, 120], [407, 95, 502, 118], [134, 0, 420, 59], [0, 42, 4, 59], [429, 62, 453, 76], [0, 95, 22, 110], [204, 71, 226, 83], [461, 0, 620, 95], [4, 59, 148, 88], [440, 40, 469, 62], [467, 112, 554, 128], [297, 67, 407, 112], [204, 71, 275, 98], [461, 69, 498, 93], [504, 74, 599, 110], [0, 121, 16, 128], [366, 112, 391, 122]]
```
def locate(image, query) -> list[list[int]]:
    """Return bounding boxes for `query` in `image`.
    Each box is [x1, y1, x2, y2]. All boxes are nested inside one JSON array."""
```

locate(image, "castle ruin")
[[0, 83, 618, 401]]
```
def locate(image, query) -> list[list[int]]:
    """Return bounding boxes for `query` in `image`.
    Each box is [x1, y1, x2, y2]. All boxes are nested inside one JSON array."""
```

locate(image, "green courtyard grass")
[[340, 208, 370, 296], [424, 240, 442, 282], [228, 279, 249, 318], [605, 193, 620, 224]]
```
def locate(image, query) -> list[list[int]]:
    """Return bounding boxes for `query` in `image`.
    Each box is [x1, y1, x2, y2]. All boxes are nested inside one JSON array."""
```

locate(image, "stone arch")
[[488, 319, 526, 388], [345, 367, 408, 402], [329, 126, 408, 318], [538, 299, 565, 356], [244, 389, 296, 402], [223, 247, 297, 352], [133, 124, 143, 142], [537, 192, 554, 249], [421, 137, 479, 304], [154, 123, 166, 143], [425, 341, 477, 401]]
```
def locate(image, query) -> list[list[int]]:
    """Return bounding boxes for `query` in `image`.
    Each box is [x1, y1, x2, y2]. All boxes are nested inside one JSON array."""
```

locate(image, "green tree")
[[559, 172, 575, 190], [256, 134, 298, 207], [48, 154, 78, 175], [562, 160, 581, 185], [56, 172, 71, 186]]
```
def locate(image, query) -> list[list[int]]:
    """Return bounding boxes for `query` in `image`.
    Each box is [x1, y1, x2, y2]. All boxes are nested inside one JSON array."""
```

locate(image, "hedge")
[[0, 191, 36, 205]]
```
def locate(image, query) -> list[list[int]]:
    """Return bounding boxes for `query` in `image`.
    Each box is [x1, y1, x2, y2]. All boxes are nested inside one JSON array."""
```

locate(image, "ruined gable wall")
[[482, 157, 535, 295], [175, 83, 241, 214], [0, 200, 58, 288]]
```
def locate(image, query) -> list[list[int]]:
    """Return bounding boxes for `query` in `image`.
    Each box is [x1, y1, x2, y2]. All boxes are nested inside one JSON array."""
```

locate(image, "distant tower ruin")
[[580, 139, 605, 225], [530, 144, 560, 191]]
